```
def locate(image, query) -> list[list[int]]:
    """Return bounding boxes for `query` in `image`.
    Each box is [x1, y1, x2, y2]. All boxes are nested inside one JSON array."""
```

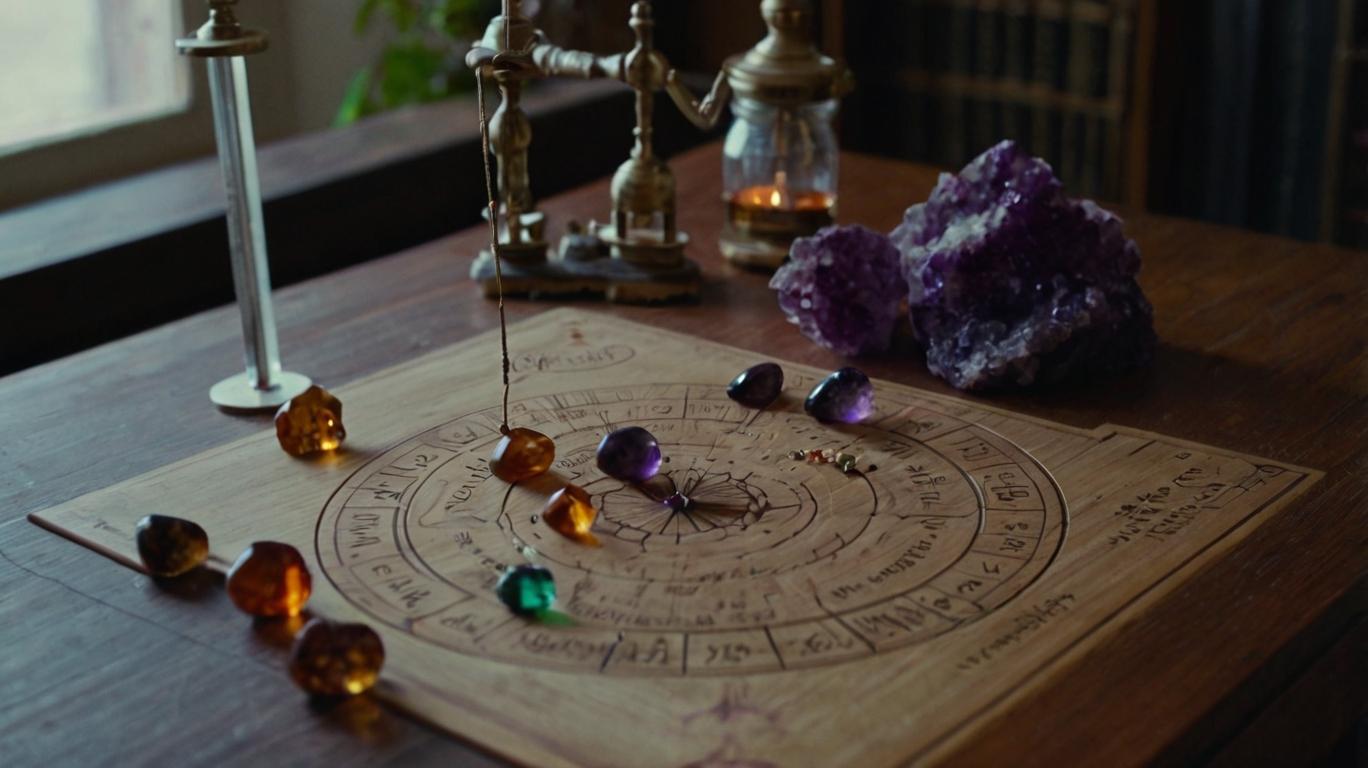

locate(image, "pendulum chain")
[[476, 69, 512, 434]]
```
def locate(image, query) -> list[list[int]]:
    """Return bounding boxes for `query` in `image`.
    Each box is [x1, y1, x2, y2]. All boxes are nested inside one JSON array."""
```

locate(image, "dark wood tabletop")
[[2, 143, 1364, 767]]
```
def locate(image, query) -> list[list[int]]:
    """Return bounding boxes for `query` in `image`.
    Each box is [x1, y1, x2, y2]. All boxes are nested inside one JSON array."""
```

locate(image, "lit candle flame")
[[769, 188, 782, 207]]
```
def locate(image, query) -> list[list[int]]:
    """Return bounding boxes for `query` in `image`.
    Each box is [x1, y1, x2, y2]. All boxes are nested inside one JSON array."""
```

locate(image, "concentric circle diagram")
[[317, 383, 1067, 677]]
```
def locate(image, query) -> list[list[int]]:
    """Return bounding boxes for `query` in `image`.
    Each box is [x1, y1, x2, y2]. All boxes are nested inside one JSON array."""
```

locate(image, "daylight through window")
[[0, 0, 188, 155]]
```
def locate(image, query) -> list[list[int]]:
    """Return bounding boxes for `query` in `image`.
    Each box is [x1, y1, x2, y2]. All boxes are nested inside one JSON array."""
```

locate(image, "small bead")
[[226, 541, 312, 617], [663, 492, 690, 512], [288, 618, 385, 697], [275, 386, 346, 456], [806, 449, 826, 464], [134, 514, 208, 577], [835, 452, 859, 473], [496, 564, 556, 616], [727, 362, 784, 409], [543, 484, 598, 544], [490, 427, 556, 483], [596, 426, 662, 483], [805, 367, 875, 424]]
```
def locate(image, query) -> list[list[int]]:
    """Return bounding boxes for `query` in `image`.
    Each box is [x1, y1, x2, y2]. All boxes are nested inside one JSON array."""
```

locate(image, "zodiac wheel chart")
[[316, 382, 1067, 677]]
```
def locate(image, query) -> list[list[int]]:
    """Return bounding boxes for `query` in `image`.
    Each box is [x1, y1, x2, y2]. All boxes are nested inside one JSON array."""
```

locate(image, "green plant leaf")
[[379, 43, 448, 107], [344, 0, 492, 117], [382, 0, 421, 33], [335, 66, 374, 127], [354, 0, 382, 34]]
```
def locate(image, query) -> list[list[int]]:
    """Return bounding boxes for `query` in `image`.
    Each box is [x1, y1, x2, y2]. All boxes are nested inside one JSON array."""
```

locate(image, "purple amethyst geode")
[[769, 225, 908, 356], [891, 140, 1155, 390]]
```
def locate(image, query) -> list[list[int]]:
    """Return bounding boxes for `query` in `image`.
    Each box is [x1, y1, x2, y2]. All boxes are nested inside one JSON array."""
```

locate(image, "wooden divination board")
[[31, 309, 1320, 768]]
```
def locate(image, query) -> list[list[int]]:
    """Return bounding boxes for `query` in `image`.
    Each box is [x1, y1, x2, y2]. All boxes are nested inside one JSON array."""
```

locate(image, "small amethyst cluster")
[[769, 224, 907, 357], [770, 141, 1155, 391]]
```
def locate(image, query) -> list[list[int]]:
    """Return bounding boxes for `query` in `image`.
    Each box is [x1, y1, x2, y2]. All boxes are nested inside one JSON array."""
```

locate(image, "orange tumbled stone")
[[288, 618, 385, 697], [274, 385, 345, 457], [543, 484, 598, 545], [226, 541, 312, 617], [489, 427, 555, 482]]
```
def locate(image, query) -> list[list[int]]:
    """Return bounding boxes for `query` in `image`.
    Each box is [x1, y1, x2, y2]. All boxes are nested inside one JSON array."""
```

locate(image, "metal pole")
[[208, 56, 278, 391], [179, 1, 309, 411]]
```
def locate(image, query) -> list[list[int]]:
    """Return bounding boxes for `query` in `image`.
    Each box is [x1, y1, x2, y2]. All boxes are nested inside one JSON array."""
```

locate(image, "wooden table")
[[2, 144, 1364, 767]]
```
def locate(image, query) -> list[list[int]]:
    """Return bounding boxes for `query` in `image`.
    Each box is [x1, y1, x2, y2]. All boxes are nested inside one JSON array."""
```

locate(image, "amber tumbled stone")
[[274, 385, 346, 457], [489, 427, 555, 482], [288, 618, 385, 697], [543, 484, 598, 544], [134, 514, 209, 577], [226, 541, 312, 617]]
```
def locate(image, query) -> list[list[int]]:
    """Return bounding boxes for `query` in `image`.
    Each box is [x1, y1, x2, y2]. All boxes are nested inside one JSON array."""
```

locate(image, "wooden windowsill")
[[0, 80, 625, 282], [0, 78, 721, 375]]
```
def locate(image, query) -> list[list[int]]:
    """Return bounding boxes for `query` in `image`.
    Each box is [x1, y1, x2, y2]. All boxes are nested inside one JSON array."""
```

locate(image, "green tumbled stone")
[[496, 564, 556, 616]]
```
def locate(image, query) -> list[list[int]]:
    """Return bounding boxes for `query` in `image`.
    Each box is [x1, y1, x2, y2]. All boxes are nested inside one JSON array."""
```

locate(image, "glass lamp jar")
[[722, 97, 838, 268], [716, 0, 852, 269]]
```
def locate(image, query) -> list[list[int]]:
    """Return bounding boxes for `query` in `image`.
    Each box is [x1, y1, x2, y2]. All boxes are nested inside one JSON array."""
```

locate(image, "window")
[[0, 0, 188, 155]]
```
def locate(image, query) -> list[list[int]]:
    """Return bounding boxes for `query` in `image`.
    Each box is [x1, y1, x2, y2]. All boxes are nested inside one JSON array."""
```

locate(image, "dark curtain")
[[1152, 0, 1338, 239]]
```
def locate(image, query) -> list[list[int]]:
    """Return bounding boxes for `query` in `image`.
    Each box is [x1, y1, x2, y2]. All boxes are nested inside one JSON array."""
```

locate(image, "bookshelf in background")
[[841, 0, 1152, 207]]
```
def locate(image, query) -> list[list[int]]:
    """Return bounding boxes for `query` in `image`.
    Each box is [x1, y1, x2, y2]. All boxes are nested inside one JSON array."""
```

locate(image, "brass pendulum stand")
[[593, 2, 685, 269], [465, 2, 548, 284], [466, 1, 718, 304], [178, 0, 312, 411]]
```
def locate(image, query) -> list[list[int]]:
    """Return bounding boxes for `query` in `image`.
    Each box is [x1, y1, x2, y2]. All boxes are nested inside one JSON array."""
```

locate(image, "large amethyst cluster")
[[771, 141, 1155, 391], [769, 224, 907, 357]]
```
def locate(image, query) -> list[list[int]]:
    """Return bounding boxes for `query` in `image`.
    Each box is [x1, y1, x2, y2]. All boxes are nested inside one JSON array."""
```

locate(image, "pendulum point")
[[490, 427, 556, 482]]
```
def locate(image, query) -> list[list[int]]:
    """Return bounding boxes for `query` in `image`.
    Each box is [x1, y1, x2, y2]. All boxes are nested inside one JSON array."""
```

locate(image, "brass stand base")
[[210, 370, 311, 412], [471, 249, 701, 304]]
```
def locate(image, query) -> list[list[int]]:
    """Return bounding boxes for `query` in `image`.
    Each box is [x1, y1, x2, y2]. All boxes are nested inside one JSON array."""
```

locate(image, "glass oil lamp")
[[719, 0, 853, 270]]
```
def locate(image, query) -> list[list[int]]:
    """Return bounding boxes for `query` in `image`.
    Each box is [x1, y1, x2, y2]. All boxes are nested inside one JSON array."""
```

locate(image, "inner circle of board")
[[315, 384, 1066, 677]]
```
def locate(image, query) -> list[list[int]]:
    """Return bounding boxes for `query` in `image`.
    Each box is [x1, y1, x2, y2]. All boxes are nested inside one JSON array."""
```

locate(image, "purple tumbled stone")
[[596, 427, 662, 483], [770, 225, 908, 356], [805, 367, 874, 424], [727, 362, 784, 409], [891, 140, 1155, 391]]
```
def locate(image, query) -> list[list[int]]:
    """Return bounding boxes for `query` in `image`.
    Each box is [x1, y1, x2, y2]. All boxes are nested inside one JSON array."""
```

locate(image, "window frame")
[[0, 0, 294, 212]]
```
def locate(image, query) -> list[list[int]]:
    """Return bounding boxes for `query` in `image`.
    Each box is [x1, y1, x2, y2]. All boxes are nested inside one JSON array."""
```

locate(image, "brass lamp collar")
[[724, 0, 852, 106]]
